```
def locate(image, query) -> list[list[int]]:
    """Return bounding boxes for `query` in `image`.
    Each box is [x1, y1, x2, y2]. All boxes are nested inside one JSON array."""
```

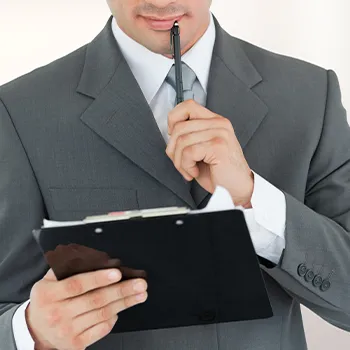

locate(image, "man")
[[0, 0, 349, 349]]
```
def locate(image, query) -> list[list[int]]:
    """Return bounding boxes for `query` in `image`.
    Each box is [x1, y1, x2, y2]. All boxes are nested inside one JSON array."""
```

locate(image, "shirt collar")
[[111, 13, 216, 104]]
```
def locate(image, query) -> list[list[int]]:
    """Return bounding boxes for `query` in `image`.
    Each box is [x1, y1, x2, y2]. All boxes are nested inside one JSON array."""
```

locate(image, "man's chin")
[[144, 41, 174, 57], [155, 47, 173, 57], [149, 29, 175, 53]]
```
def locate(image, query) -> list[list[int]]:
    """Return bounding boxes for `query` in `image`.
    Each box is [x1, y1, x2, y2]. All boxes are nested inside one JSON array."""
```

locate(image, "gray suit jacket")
[[0, 16, 349, 350]]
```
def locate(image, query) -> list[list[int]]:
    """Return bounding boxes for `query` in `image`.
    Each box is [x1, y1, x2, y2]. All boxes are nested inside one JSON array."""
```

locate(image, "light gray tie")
[[166, 62, 197, 104]]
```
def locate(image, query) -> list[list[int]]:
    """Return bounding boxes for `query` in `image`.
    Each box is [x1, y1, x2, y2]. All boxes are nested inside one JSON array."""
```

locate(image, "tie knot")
[[166, 62, 197, 93]]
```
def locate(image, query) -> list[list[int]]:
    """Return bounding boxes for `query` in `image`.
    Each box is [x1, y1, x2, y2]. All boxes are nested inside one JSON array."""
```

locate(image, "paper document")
[[43, 186, 240, 229]]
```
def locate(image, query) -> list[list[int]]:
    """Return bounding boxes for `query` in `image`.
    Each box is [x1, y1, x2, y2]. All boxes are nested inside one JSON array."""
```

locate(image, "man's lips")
[[141, 15, 184, 31]]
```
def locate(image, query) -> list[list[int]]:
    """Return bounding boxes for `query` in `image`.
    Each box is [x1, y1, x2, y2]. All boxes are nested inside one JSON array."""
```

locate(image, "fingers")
[[176, 129, 229, 168], [166, 118, 229, 156], [183, 139, 229, 178], [72, 291, 148, 335], [66, 278, 148, 317], [182, 141, 211, 178], [73, 316, 119, 349], [168, 100, 218, 134], [29, 274, 148, 350], [166, 118, 231, 181], [166, 100, 235, 181], [167, 129, 230, 178], [57, 269, 123, 300]]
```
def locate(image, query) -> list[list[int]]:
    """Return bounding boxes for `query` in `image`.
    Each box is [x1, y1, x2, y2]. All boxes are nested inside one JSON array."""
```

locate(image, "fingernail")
[[133, 280, 146, 292], [135, 292, 147, 302], [108, 270, 121, 281]]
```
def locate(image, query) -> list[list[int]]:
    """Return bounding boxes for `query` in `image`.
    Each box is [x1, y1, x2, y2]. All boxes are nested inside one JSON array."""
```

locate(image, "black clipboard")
[[33, 209, 273, 333]]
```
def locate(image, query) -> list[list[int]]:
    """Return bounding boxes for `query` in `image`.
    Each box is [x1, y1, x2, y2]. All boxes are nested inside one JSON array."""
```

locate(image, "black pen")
[[171, 22, 184, 105]]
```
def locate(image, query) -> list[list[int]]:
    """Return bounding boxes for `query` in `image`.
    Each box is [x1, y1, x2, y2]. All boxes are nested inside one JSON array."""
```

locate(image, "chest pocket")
[[48, 187, 139, 221]]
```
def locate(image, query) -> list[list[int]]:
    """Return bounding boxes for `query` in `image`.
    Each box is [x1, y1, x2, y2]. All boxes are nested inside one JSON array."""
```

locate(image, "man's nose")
[[144, 0, 177, 9]]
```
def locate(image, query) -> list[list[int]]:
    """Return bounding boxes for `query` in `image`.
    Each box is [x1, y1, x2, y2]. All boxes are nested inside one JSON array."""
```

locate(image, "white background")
[[1, 1, 349, 349]]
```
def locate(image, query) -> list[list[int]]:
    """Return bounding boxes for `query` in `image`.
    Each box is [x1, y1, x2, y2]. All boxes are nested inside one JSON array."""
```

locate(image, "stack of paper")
[[43, 186, 240, 229]]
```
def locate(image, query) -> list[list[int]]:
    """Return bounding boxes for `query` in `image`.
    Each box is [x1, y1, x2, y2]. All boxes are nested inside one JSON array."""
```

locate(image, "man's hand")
[[166, 100, 254, 207], [26, 268, 148, 350]]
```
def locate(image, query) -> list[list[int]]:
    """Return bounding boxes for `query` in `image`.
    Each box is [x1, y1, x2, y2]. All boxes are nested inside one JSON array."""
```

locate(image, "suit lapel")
[[76, 17, 268, 209], [77, 17, 196, 208], [191, 17, 269, 207]]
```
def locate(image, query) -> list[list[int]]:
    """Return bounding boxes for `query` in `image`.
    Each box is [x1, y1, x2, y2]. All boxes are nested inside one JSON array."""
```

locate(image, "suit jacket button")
[[199, 311, 216, 322], [312, 275, 323, 288], [320, 279, 331, 292], [297, 264, 307, 277], [304, 269, 315, 282]]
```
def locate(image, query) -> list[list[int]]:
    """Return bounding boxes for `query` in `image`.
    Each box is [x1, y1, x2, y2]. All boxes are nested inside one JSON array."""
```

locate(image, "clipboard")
[[33, 208, 273, 333]]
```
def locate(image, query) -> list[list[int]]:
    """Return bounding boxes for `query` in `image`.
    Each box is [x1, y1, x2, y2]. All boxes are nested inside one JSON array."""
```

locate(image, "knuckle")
[[71, 336, 84, 350], [116, 283, 127, 299], [66, 278, 83, 296], [183, 146, 193, 159], [98, 306, 111, 322], [213, 136, 226, 145], [90, 292, 105, 309], [31, 283, 46, 305], [188, 99, 196, 107], [118, 296, 128, 310], [56, 323, 71, 340], [46, 306, 62, 327], [220, 117, 231, 128], [124, 295, 135, 309], [177, 134, 186, 144]]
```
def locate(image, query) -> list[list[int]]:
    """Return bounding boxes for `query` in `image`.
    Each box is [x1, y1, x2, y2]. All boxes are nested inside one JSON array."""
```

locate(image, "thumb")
[[43, 268, 57, 281]]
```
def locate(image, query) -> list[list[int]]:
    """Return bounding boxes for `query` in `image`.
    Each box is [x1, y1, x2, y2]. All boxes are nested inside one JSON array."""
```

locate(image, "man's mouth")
[[141, 15, 185, 31]]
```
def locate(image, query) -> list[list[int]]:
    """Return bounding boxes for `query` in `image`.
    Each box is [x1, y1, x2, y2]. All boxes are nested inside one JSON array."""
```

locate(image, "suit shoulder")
[[234, 36, 327, 81], [0, 44, 88, 99]]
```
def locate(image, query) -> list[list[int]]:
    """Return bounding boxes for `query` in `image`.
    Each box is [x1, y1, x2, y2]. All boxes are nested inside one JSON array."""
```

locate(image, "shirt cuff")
[[250, 172, 286, 238], [242, 172, 286, 264], [244, 208, 286, 264], [12, 300, 35, 350]]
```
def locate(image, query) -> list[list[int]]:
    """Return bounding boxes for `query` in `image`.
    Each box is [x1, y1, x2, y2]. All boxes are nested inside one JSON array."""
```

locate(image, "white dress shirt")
[[12, 14, 286, 350]]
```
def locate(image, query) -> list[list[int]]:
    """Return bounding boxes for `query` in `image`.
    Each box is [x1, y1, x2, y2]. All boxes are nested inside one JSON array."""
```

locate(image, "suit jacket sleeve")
[[262, 70, 350, 330], [0, 97, 48, 350]]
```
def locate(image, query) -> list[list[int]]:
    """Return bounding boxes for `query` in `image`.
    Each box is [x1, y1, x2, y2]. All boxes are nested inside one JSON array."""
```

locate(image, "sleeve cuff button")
[[304, 269, 315, 282], [312, 275, 323, 288], [320, 279, 331, 292], [297, 264, 307, 277]]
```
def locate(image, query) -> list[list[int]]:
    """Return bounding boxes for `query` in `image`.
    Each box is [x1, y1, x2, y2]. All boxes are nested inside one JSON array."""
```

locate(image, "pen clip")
[[170, 32, 174, 58], [170, 21, 179, 59]]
